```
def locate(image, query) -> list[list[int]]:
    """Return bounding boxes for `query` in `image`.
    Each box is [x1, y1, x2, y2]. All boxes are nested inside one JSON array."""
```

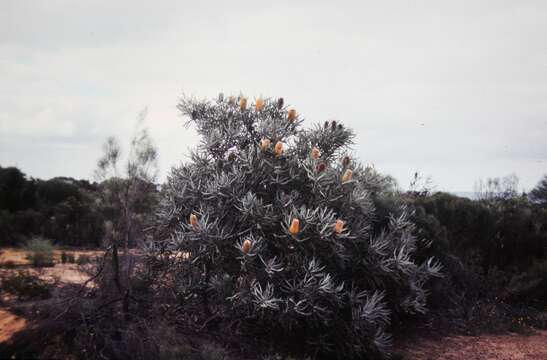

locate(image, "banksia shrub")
[[153, 94, 442, 359]]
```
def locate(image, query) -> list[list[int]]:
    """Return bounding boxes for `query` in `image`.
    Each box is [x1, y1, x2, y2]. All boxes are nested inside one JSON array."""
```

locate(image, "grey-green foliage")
[[530, 174, 547, 207], [25, 236, 55, 267], [94, 108, 159, 249], [1, 270, 52, 300], [150, 94, 442, 358]]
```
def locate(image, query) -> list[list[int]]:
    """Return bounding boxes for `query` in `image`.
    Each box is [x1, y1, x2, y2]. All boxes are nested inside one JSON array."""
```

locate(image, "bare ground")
[[0, 248, 100, 343], [0, 309, 26, 343], [396, 330, 547, 360]]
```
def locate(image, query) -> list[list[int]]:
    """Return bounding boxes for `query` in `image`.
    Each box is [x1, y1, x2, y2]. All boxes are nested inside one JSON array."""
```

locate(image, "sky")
[[1, 0, 546, 192]]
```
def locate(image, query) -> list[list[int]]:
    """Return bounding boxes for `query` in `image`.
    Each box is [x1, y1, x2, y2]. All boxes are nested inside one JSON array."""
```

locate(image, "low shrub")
[[61, 251, 76, 264], [1, 270, 52, 300], [199, 343, 231, 360], [1, 260, 17, 269], [76, 255, 92, 265], [25, 237, 55, 267], [504, 259, 547, 305]]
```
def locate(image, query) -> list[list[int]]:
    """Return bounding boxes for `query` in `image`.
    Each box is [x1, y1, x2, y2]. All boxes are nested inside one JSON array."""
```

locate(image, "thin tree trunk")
[[112, 241, 122, 293]]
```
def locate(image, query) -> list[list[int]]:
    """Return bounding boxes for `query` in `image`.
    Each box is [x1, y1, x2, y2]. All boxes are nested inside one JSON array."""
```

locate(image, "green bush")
[[60, 251, 76, 264], [199, 343, 230, 360], [25, 237, 55, 267], [76, 254, 92, 265], [1, 260, 17, 269], [411, 192, 547, 273], [1, 270, 52, 300], [505, 259, 547, 305], [0, 165, 107, 248]]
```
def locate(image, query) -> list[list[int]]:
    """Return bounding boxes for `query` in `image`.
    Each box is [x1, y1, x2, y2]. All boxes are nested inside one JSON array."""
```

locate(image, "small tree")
[[474, 174, 520, 202], [95, 108, 158, 307], [25, 237, 55, 267], [150, 94, 441, 358], [408, 171, 435, 198], [530, 174, 547, 207]]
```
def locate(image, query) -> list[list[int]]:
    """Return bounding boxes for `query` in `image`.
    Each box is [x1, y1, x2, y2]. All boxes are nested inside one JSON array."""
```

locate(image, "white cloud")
[[1, 0, 546, 190]]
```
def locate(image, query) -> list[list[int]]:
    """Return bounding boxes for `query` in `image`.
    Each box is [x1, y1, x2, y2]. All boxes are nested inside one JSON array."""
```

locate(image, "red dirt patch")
[[0, 309, 27, 343], [397, 330, 547, 359], [1, 247, 101, 344], [0, 248, 103, 267]]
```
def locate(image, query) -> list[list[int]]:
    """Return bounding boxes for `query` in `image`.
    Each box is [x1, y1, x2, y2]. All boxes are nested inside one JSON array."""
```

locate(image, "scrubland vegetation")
[[1, 94, 546, 359]]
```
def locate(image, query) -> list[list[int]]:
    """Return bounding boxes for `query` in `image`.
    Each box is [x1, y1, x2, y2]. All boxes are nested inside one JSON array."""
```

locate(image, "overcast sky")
[[1, 0, 546, 191]]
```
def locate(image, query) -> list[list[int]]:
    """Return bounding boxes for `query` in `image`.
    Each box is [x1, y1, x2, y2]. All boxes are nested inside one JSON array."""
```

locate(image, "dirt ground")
[[0, 248, 101, 343], [396, 330, 547, 359], [0, 309, 26, 343], [0, 247, 103, 266]]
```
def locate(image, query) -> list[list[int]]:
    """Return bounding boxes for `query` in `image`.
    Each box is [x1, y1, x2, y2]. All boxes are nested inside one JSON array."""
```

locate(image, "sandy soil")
[[0, 248, 103, 266], [0, 248, 101, 343], [0, 309, 27, 343], [0, 263, 91, 285], [397, 330, 547, 359]]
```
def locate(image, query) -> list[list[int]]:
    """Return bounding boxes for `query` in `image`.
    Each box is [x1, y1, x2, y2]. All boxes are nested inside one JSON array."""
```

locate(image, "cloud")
[[1, 0, 546, 190]]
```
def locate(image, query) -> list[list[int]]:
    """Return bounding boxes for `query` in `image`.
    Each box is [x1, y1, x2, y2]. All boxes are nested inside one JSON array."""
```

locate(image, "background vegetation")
[[0, 96, 546, 359], [0, 165, 106, 247]]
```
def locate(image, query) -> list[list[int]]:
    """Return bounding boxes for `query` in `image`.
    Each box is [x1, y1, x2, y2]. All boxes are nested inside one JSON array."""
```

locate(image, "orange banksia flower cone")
[[316, 162, 327, 173], [189, 214, 199, 230], [289, 218, 300, 236], [288, 109, 297, 122], [242, 239, 252, 254], [274, 142, 283, 157], [342, 169, 353, 183], [260, 138, 271, 151], [312, 147, 321, 160], [335, 219, 345, 234], [342, 155, 351, 167], [240, 97, 247, 110], [255, 98, 264, 111]]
